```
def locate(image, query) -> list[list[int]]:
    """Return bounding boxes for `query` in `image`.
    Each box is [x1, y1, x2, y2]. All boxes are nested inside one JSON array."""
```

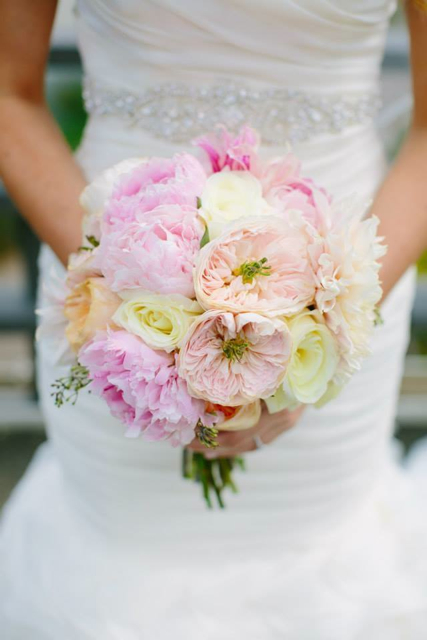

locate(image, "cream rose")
[[64, 277, 121, 353], [265, 311, 339, 412], [113, 291, 202, 352], [208, 401, 262, 432], [199, 171, 271, 239]]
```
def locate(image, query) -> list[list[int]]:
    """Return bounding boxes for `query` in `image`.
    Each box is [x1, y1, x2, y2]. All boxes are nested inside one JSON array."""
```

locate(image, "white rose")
[[199, 171, 271, 239], [217, 401, 261, 432], [265, 311, 339, 412], [113, 291, 202, 352]]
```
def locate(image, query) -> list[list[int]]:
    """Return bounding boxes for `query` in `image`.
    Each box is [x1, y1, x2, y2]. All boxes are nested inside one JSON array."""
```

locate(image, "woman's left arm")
[[373, 1, 427, 298]]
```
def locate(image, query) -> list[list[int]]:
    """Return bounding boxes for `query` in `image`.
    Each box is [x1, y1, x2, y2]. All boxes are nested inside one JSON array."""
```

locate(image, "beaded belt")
[[82, 76, 381, 145]]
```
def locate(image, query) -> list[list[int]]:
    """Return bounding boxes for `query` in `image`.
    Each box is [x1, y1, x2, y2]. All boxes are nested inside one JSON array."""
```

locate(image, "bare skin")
[[0, 0, 86, 265], [0, 1, 426, 456]]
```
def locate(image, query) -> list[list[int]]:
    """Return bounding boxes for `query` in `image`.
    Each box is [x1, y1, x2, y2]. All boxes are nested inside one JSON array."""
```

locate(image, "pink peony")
[[104, 153, 207, 228], [79, 330, 210, 446], [260, 155, 332, 233], [194, 216, 318, 317], [95, 204, 204, 297], [193, 125, 260, 174], [258, 154, 302, 192], [178, 311, 292, 406], [80, 157, 147, 241]]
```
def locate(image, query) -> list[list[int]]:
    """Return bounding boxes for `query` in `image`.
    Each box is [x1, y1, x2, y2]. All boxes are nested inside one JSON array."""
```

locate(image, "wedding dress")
[[1, 1, 427, 638]]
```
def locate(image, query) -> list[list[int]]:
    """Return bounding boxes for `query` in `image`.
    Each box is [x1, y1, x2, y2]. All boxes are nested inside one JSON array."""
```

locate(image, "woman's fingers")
[[186, 405, 305, 456]]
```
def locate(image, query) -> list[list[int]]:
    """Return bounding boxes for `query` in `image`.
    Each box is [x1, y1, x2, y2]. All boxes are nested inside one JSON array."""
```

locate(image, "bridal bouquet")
[[49, 125, 385, 507]]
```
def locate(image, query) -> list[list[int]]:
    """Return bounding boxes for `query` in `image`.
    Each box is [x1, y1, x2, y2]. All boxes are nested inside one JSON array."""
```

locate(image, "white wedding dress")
[[2, 1, 427, 638]]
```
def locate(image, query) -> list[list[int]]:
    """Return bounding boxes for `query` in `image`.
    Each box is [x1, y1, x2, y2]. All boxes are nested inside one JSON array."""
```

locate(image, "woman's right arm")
[[0, 0, 86, 265]]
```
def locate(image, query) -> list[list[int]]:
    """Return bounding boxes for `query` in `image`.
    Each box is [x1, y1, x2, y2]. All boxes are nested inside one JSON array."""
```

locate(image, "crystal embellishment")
[[82, 76, 381, 145]]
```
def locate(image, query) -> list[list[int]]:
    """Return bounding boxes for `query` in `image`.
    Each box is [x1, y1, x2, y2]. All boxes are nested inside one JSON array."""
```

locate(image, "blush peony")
[[194, 216, 318, 317], [260, 154, 332, 234], [178, 311, 292, 406], [104, 153, 207, 229], [95, 204, 204, 297], [78, 330, 210, 446], [80, 157, 147, 241]]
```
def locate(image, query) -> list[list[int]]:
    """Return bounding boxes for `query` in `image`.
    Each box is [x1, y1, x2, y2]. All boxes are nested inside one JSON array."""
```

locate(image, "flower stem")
[[182, 451, 244, 508]]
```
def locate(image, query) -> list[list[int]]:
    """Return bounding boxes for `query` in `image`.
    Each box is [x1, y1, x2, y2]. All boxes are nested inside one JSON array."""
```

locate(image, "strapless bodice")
[[75, 0, 395, 93], [73, 0, 398, 202]]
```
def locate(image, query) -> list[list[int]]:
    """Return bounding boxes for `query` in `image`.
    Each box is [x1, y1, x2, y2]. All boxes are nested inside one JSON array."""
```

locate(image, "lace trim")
[[82, 76, 381, 145]]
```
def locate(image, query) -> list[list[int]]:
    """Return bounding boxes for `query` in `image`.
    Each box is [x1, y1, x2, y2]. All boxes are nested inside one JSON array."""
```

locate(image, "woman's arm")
[[0, 0, 86, 265], [374, 1, 427, 298]]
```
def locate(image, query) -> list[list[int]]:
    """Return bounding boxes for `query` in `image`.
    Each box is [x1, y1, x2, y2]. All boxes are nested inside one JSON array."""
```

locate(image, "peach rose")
[[64, 277, 121, 352]]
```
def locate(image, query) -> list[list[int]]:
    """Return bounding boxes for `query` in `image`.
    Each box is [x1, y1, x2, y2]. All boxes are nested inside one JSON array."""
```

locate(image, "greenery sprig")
[[195, 421, 219, 448], [51, 363, 91, 408]]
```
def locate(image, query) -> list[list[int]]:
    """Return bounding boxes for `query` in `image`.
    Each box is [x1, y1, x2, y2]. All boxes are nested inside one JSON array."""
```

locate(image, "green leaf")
[[200, 226, 210, 248], [374, 307, 384, 327], [86, 235, 100, 248]]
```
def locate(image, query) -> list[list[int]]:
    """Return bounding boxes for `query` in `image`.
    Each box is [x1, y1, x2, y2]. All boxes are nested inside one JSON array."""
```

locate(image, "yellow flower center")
[[222, 337, 249, 362], [233, 257, 271, 284]]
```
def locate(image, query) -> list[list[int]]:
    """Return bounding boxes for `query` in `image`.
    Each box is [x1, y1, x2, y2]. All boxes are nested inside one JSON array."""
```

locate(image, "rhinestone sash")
[[82, 76, 381, 145]]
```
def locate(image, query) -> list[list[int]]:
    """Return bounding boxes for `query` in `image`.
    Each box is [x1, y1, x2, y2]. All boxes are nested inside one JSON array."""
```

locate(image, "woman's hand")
[[187, 404, 305, 458]]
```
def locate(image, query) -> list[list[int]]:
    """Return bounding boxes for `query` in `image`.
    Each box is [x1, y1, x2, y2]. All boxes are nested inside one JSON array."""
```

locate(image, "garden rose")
[[178, 311, 292, 406], [95, 204, 204, 297], [198, 171, 271, 239], [64, 277, 121, 352], [113, 291, 202, 352], [194, 216, 318, 316], [79, 330, 211, 446], [265, 311, 339, 412]]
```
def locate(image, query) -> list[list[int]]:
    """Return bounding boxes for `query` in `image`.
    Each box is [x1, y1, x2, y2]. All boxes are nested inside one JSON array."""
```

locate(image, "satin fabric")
[[2, 1, 427, 638]]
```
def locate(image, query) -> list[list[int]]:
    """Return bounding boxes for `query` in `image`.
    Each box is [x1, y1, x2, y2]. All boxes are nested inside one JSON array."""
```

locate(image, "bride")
[[1, 0, 427, 637]]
